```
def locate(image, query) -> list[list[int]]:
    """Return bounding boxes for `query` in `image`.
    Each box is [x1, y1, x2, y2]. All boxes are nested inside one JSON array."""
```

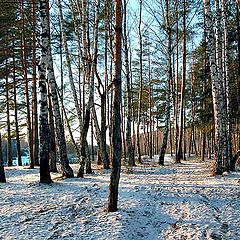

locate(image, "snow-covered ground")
[[0, 157, 239, 240]]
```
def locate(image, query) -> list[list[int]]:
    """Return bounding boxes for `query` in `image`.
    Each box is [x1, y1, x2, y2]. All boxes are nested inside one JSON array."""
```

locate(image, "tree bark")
[[39, 0, 52, 184], [0, 133, 6, 183], [176, 0, 186, 163], [108, 0, 122, 212], [124, 26, 134, 166], [204, 0, 229, 175], [31, 0, 39, 166], [159, 0, 172, 165], [78, 0, 100, 177], [136, 0, 143, 164], [45, 0, 74, 178], [21, 0, 34, 168]]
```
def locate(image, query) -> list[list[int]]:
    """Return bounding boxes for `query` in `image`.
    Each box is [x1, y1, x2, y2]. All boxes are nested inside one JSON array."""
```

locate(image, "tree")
[[39, 0, 52, 184], [108, 0, 122, 212], [0, 133, 6, 183], [159, 0, 172, 165], [176, 0, 186, 163], [203, 0, 230, 174], [136, 0, 143, 164], [123, 0, 134, 169]]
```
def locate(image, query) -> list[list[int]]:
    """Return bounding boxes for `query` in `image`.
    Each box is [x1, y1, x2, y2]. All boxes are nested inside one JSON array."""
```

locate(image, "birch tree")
[[39, 0, 52, 184], [203, 0, 230, 174]]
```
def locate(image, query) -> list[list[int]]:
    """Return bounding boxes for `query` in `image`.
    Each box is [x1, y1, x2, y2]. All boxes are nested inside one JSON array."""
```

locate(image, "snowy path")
[[0, 158, 239, 240]]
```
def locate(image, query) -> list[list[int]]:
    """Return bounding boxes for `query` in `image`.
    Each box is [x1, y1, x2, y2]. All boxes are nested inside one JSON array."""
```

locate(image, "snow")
[[0, 156, 239, 240]]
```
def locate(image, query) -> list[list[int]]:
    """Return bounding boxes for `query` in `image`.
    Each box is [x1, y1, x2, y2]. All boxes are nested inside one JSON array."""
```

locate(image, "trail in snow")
[[0, 156, 239, 240]]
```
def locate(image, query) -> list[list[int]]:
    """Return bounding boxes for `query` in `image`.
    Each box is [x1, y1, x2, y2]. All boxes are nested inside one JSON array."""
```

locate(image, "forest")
[[0, 0, 240, 239]]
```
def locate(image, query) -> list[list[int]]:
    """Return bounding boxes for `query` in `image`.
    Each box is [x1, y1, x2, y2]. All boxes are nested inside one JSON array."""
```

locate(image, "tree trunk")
[[108, 0, 122, 212], [48, 84, 58, 173], [39, 0, 52, 184], [136, 0, 143, 164], [123, 0, 134, 169], [0, 133, 6, 183], [31, 0, 39, 166], [5, 56, 12, 167], [12, 39, 22, 166], [159, 0, 171, 165], [45, 0, 74, 178], [78, 0, 100, 177], [21, 0, 34, 169], [236, 1, 240, 155], [203, 0, 229, 175], [176, 0, 186, 163]]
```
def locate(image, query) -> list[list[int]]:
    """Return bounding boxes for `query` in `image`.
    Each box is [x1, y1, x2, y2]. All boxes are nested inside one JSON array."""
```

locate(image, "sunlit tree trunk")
[[39, 0, 52, 184], [204, 0, 229, 175]]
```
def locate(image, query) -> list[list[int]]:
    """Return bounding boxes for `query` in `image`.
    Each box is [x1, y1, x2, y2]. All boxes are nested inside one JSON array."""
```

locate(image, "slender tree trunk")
[[31, 0, 39, 166], [78, 0, 100, 177], [21, 0, 34, 168], [137, 0, 143, 164], [159, 0, 171, 165], [176, 0, 186, 163], [108, 0, 122, 212], [48, 84, 58, 173], [174, 0, 179, 160], [5, 56, 12, 167], [124, 0, 134, 169], [12, 40, 22, 166], [100, 94, 110, 169], [45, 0, 74, 178], [39, 0, 52, 184], [222, 0, 232, 170], [56, 0, 82, 129], [0, 133, 6, 183]]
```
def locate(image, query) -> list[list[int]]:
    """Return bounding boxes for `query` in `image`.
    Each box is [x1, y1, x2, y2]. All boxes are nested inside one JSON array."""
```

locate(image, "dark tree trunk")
[[108, 0, 122, 212], [0, 133, 6, 183], [48, 84, 58, 173]]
